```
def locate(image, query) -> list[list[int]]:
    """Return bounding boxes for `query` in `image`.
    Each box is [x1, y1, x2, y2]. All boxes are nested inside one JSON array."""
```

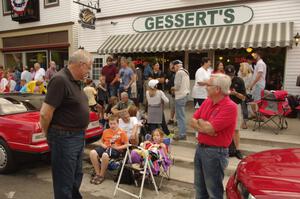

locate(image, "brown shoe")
[[241, 122, 248, 129]]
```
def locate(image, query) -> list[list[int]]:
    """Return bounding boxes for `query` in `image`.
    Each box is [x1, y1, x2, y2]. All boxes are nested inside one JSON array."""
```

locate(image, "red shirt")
[[101, 64, 118, 84], [193, 96, 237, 147]]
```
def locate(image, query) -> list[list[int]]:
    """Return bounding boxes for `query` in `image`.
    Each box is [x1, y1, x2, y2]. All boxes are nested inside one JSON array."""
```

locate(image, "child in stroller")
[[130, 128, 172, 175]]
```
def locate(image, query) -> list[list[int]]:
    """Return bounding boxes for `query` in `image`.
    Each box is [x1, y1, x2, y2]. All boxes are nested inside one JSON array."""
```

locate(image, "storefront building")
[[0, 0, 79, 70], [78, 0, 300, 95]]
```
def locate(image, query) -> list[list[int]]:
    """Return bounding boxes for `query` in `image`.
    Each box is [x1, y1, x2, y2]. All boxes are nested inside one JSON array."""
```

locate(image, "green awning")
[[98, 22, 294, 54]]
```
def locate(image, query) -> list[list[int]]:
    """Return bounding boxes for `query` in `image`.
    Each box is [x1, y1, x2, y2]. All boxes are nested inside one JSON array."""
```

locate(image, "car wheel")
[[0, 139, 16, 174]]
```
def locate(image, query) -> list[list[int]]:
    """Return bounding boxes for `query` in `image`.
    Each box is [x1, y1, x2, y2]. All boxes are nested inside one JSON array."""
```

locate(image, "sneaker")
[[174, 121, 178, 126], [235, 150, 243, 160], [173, 135, 187, 141]]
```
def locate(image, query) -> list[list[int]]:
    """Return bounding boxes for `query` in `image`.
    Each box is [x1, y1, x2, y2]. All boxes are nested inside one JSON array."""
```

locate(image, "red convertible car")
[[0, 93, 102, 174], [226, 148, 300, 199]]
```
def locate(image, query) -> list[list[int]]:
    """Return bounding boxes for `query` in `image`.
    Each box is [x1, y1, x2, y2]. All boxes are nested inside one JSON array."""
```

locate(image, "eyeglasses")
[[206, 83, 217, 87]]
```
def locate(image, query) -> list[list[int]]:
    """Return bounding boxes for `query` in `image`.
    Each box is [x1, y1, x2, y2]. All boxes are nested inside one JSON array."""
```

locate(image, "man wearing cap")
[[172, 60, 190, 140], [225, 65, 246, 160]]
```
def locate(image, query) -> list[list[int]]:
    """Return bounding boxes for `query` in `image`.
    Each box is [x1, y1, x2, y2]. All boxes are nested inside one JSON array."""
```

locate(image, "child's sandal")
[[91, 175, 105, 185]]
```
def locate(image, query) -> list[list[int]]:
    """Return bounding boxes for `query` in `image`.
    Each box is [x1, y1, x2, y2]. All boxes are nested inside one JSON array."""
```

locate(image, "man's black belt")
[[50, 124, 85, 132], [199, 143, 226, 148]]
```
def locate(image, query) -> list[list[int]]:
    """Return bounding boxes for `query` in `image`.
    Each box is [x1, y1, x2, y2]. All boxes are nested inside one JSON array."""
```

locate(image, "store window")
[[119, 52, 185, 74], [50, 49, 68, 70], [4, 53, 23, 69], [92, 58, 103, 80], [188, 52, 208, 80], [44, 0, 59, 8], [2, 0, 11, 15], [26, 51, 48, 70], [215, 47, 286, 90]]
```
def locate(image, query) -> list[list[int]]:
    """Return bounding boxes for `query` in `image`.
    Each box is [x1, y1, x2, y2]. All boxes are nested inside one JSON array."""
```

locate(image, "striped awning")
[[98, 22, 294, 54]]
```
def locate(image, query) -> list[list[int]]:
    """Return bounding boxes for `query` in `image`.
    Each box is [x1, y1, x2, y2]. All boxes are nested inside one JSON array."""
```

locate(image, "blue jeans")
[[119, 86, 131, 98], [108, 84, 118, 97], [194, 144, 229, 199], [175, 96, 188, 137], [47, 128, 85, 199]]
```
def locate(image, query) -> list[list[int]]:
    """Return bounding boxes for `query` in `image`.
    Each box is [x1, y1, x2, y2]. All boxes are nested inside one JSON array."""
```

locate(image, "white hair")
[[121, 92, 128, 98], [211, 73, 231, 95], [69, 49, 93, 65]]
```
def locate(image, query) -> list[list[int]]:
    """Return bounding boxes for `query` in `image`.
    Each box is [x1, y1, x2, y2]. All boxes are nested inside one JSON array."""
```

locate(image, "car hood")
[[238, 148, 300, 197], [3, 111, 40, 123]]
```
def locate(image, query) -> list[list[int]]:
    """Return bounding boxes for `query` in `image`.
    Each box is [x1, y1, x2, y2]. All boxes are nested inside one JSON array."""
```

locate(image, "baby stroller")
[[253, 90, 291, 134], [113, 138, 172, 199]]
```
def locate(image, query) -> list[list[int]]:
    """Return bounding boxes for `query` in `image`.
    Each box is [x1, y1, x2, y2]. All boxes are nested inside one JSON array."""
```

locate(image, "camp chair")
[[252, 90, 291, 134], [113, 138, 172, 199]]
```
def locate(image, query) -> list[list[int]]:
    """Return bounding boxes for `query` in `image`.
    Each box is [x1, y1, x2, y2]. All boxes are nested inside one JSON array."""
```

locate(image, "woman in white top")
[[238, 62, 253, 129], [83, 79, 102, 116], [146, 79, 169, 134], [0, 71, 10, 93], [238, 62, 253, 93]]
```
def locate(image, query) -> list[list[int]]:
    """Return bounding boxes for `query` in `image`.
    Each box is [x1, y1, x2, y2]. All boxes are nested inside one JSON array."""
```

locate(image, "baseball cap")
[[224, 65, 236, 76], [148, 79, 159, 89], [172, 60, 183, 65]]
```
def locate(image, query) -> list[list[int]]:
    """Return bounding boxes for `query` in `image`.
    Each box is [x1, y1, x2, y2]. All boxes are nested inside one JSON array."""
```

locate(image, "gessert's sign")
[[133, 6, 253, 32]]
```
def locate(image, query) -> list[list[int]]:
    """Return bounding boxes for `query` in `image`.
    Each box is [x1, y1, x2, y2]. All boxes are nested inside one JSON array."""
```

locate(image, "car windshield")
[[0, 94, 45, 111], [0, 98, 28, 115]]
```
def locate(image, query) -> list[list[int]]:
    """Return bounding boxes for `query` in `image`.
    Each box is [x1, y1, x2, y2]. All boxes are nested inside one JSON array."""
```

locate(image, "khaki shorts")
[[166, 92, 175, 111], [236, 104, 242, 131]]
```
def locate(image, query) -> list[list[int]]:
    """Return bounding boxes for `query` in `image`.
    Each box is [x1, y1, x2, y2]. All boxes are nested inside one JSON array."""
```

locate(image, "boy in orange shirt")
[[89, 115, 128, 184]]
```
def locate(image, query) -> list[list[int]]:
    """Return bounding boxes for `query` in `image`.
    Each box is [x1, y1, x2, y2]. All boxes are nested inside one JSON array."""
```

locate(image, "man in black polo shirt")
[[225, 65, 246, 160], [40, 49, 93, 199]]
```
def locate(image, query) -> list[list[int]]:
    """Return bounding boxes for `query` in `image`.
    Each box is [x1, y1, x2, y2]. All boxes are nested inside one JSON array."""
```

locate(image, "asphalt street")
[[0, 155, 195, 199]]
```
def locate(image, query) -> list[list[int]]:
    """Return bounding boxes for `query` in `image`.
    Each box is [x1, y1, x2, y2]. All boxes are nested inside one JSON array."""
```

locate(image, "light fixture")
[[227, 59, 230, 63], [246, 47, 253, 53], [111, 21, 118, 25], [294, 32, 300, 46], [219, 56, 223, 60]]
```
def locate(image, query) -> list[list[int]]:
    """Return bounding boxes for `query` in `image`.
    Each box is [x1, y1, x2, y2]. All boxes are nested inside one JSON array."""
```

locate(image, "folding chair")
[[253, 90, 291, 134], [113, 145, 159, 199], [113, 138, 172, 199]]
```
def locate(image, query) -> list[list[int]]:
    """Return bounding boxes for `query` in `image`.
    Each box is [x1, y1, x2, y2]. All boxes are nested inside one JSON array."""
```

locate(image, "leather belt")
[[199, 143, 225, 148], [50, 124, 85, 132]]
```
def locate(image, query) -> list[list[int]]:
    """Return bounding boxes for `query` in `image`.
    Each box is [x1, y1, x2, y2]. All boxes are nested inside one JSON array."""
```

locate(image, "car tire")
[[0, 139, 16, 174]]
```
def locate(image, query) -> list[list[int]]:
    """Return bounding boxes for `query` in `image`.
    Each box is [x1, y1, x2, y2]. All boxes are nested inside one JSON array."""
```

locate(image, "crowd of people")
[[37, 48, 267, 199], [0, 61, 57, 94], [191, 51, 267, 199]]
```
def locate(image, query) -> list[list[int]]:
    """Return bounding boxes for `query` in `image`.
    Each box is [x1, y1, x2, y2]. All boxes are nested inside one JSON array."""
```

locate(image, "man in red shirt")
[[101, 56, 118, 97], [191, 73, 237, 199]]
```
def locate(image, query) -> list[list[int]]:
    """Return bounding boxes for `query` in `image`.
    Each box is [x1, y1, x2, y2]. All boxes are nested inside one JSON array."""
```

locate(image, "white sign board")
[[133, 6, 253, 32]]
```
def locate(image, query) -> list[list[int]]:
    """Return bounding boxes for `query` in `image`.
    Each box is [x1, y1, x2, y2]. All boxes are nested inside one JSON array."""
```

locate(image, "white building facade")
[[0, 0, 80, 70], [79, 0, 300, 95]]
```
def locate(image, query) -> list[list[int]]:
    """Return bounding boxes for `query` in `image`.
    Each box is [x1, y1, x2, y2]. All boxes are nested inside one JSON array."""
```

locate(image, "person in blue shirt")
[[118, 57, 134, 97], [143, 60, 153, 80]]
